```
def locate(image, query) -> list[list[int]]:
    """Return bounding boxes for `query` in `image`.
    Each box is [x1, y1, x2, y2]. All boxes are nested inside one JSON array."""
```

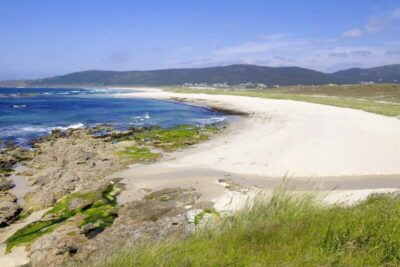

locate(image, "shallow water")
[[0, 87, 227, 147], [8, 164, 33, 205]]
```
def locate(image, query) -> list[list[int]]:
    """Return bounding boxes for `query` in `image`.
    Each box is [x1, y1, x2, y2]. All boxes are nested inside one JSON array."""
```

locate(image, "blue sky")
[[1, 0, 400, 79]]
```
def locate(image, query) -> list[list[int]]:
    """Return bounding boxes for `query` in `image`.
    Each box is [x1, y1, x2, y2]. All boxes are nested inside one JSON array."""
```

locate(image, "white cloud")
[[345, 9, 398, 38], [213, 42, 279, 55], [329, 52, 348, 58], [386, 40, 400, 46], [258, 33, 290, 40], [364, 17, 384, 33], [171, 30, 400, 72], [213, 38, 306, 56], [350, 50, 374, 57], [203, 40, 400, 72], [177, 46, 193, 52], [291, 46, 398, 71], [386, 49, 400, 55], [393, 7, 400, 19], [100, 52, 130, 65], [342, 28, 363, 38], [170, 5, 400, 72]]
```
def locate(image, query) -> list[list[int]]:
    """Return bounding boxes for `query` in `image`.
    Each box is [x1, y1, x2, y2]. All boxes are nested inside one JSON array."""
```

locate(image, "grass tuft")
[[91, 188, 400, 266], [116, 146, 160, 162], [194, 208, 219, 226]]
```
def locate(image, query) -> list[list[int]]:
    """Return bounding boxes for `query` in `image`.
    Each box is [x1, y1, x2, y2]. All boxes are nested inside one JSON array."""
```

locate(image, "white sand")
[[116, 89, 400, 177], [321, 188, 400, 205], [109, 88, 400, 209]]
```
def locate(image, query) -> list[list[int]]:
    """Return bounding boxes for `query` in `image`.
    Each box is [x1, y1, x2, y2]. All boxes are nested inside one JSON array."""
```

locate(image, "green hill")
[[333, 64, 400, 83], [2, 64, 400, 87]]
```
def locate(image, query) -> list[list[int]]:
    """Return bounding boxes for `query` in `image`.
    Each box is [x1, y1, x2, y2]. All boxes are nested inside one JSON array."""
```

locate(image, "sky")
[[0, 0, 400, 80]]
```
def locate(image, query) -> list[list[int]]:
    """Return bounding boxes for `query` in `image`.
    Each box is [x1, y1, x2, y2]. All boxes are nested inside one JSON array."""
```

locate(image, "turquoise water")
[[0, 88, 226, 147]]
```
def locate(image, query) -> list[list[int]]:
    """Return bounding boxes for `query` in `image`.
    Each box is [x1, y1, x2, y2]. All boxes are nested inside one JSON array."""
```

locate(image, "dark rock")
[[0, 178, 13, 191], [0, 192, 20, 226]]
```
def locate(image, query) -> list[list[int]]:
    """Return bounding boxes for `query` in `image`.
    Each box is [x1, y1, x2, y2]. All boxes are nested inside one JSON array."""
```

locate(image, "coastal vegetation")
[[116, 146, 160, 162], [193, 207, 219, 226], [92, 188, 400, 266], [6, 184, 118, 252], [112, 125, 220, 153], [167, 83, 400, 117], [2, 124, 222, 262]]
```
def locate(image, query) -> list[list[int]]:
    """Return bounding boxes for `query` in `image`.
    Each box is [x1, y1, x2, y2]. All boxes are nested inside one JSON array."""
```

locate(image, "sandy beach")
[[112, 88, 400, 206], [4, 2, 400, 264], [116, 88, 400, 177], [1, 87, 400, 266]]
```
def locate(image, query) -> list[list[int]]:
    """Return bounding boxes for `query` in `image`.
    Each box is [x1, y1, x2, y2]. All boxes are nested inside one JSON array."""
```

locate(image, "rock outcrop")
[[0, 192, 20, 226], [0, 145, 34, 171], [29, 187, 209, 266], [0, 144, 34, 226], [29, 214, 88, 266], [1, 125, 222, 266], [23, 129, 130, 211]]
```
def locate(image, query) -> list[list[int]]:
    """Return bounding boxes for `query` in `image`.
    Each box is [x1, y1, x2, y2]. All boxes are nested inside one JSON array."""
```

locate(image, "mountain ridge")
[[2, 64, 400, 87]]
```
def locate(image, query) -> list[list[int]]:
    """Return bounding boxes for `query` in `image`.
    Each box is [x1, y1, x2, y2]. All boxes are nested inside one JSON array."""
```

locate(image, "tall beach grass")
[[90, 186, 400, 266]]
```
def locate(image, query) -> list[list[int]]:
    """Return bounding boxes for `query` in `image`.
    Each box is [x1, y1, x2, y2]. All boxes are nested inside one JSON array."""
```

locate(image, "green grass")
[[264, 93, 400, 117], [6, 184, 118, 252], [114, 125, 219, 152], [271, 83, 400, 102], [194, 208, 219, 226], [167, 84, 400, 117], [116, 146, 161, 162], [92, 187, 400, 266]]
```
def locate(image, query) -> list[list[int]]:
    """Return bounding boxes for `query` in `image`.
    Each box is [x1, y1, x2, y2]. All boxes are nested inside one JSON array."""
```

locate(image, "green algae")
[[6, 184, 119, 252]]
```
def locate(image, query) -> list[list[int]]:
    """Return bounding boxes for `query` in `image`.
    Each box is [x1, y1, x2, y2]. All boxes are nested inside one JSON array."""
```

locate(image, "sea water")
[[0, 88, 226, 147]]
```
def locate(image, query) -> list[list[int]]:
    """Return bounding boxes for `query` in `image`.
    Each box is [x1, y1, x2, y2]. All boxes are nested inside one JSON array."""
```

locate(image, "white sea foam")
[[132, 113, 150, 121], [12, 105, 27, 108], [88, 89, 111, 93], [192, 116, 226, 125], [52, 123, 85, 131], [6, 123, 85, 135], [19, 126, 50, 133]]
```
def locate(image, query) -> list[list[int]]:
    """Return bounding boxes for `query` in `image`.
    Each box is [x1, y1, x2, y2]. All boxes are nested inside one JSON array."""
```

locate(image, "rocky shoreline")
[[0, 124, 222, 266], [0, 146, 34, 226]]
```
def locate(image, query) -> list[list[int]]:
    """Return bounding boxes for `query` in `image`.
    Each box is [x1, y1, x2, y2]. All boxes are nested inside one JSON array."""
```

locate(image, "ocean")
[[0, 88, 227, 147]]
